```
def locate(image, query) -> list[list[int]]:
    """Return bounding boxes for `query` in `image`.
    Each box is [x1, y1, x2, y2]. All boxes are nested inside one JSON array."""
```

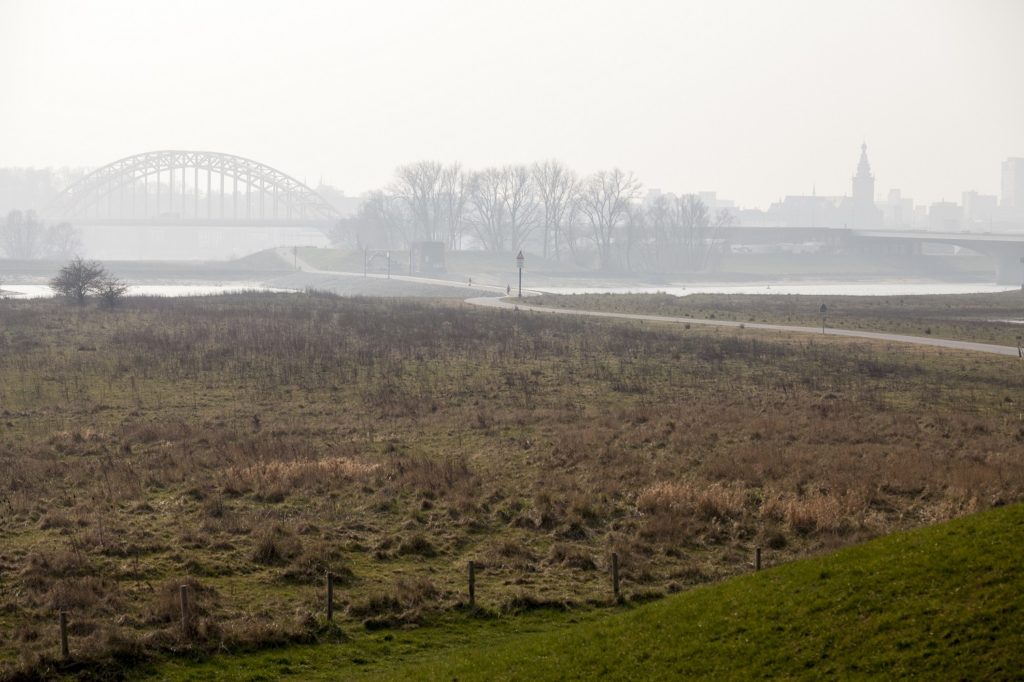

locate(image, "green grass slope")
[[384, 503, 1024, 680], [147, 504, 1024, 681]]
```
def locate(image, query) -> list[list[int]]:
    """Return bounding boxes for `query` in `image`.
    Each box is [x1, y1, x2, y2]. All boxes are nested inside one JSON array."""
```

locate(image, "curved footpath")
[[465, 295, 1023, 358], [271, 252, 1020, 358]]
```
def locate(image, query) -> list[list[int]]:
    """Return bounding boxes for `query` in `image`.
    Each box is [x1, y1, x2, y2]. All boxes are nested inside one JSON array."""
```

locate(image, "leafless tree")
[[499, 165, 538, 254], [622, 202, 650, 272], [678, 194, 731, 270], [1, 210, 41, 259], [532, 160, 578, 261], [391, 161, 445, 243], [1, 210, 81, 260], [44, 222, 81, 260], [332, 190, 410, 250], [467, 168, 507, 252], [577, 169, 641, 270], [645, 194, 732, 271], [96, 274, 129, 309], [467, 166, 538, 254], [438, 164, 469, 250], [49, 257, 107, 304]]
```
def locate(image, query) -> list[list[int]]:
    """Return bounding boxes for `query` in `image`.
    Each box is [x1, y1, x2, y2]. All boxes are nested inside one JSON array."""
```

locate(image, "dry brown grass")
[[1, 292, 1023, 677]]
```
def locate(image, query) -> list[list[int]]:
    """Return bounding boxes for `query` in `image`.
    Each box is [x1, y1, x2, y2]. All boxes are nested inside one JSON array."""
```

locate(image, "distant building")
[[697, 191, 737, 215], [642, 188, 663, 207], [928, 201, 961, 231], [767, 144, 883, 229], [1001, 158, 1024, 214], [768, 194, 845, 228], [878, 189, 915, 228], [962, 191, 998, 229], [849, 143, 883, 228]]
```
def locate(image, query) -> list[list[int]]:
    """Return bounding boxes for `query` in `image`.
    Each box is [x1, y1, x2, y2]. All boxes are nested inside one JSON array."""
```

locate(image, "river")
[[534, 282, 1021, 297], [0, 283, 294, 299], [1, 280, 1019, 300]]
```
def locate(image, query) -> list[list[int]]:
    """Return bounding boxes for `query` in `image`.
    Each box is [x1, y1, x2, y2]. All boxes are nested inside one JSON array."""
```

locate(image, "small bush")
[[396, 534, 437, 558], [548, 543, 596, 570], [251, 525, 302, 565]]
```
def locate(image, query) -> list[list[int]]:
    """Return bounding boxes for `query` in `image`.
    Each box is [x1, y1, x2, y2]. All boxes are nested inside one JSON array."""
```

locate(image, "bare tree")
[[330, 190, 410, 250], [45, 222, 81, 260], [1, 210, 82, 260], [644, 194, 732, 272], [499, 165, 538, 255], [532, 160, 578, 261], [391, 161, 444, 243], [467, 168, 507, 252], [96, 274, 129, 309], [49, 257, 107, 304], [577, 169, 641, 270], [1, 210, 41, 259], [622, 202, 649, 272], [438, 163, 468, 250], [678, 195, 731, 270], [466, 166, 538, 254]]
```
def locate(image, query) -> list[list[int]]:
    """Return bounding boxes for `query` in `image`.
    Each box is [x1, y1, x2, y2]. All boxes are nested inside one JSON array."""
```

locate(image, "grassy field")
[[1, 292, 1023, 678], [529, 290, 1024, 347], [147, 502, 1024, 680]]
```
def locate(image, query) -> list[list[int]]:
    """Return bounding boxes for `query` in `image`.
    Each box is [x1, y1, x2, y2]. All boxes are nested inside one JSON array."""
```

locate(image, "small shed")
[[410, 241, 446, 274]]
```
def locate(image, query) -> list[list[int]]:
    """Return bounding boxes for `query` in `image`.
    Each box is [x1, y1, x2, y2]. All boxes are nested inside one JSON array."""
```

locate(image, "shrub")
[[396, 534, 438, 558], [251, 525, 302, 565]]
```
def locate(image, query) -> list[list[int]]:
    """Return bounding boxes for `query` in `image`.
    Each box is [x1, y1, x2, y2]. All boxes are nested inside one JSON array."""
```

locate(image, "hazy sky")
[[1, 0, 1022, 208]]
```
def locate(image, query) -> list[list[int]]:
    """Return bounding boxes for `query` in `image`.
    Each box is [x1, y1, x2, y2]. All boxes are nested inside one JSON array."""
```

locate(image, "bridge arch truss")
[[47, 150, 340, 226]]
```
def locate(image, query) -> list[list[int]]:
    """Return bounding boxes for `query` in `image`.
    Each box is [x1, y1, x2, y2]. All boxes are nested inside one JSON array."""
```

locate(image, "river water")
[[0, 283, 293, 299], [2, 280, 1019, 300], [535, 282, 1021, 297]]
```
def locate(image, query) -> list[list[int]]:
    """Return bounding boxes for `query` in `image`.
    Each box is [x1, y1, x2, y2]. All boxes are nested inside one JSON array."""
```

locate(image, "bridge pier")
[[994, 253, 1024, 286]]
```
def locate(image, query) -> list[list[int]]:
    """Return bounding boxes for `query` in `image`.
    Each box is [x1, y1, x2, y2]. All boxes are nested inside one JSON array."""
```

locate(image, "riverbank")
[[0, 245, 1006, 300]]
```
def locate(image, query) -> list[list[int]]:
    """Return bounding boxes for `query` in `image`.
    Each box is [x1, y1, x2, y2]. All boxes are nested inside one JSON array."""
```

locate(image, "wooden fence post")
[[179, 585, 189, 636], [59, 611, 69, 659], [611, 553, 620, 601], [468, 560, 476, 608], [326, 572, 335, 621], [755, 547, 762, 571]]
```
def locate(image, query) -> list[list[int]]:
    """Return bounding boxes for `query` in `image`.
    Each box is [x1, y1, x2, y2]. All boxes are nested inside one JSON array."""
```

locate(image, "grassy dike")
[[147, 503, 1024, 680]]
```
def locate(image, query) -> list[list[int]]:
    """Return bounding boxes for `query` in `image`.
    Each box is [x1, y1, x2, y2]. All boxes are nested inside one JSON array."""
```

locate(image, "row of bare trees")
[[331, 161, 732, 272], [1, 210, 82, 260]]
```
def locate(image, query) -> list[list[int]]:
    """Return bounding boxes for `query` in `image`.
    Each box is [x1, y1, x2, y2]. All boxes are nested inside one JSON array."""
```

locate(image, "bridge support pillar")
[[994, 252, 1024, 286]]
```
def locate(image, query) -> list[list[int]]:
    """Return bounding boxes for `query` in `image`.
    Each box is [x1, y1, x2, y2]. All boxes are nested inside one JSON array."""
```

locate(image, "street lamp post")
[[516, 250, 524, 298]]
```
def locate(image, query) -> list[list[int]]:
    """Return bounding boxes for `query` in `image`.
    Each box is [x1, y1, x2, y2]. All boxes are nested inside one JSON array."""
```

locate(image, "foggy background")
[[1, 0, 1023, 276], [2, 0, 1022, 207]]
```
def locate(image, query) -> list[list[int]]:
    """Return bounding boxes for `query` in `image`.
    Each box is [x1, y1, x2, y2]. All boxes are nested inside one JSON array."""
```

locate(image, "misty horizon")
[[2, 0, 1023, 210]]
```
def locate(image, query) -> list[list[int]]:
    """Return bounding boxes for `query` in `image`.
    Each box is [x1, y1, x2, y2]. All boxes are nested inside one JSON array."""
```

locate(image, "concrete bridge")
[[720, 226, 1024, 284]]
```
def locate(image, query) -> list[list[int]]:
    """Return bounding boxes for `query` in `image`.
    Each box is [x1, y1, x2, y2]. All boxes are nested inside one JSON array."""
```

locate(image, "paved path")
[[465, 296, 1023, 358], [274, 248, 505, 295], [270, 251, 1020, 358]]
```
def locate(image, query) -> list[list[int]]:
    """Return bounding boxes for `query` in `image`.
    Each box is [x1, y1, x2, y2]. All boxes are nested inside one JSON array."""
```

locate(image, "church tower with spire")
[[850, 143, 881, 227]]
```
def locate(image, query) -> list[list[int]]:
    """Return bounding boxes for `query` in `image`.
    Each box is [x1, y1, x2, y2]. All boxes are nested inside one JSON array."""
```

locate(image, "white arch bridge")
[[44, 150, 340, 227]]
